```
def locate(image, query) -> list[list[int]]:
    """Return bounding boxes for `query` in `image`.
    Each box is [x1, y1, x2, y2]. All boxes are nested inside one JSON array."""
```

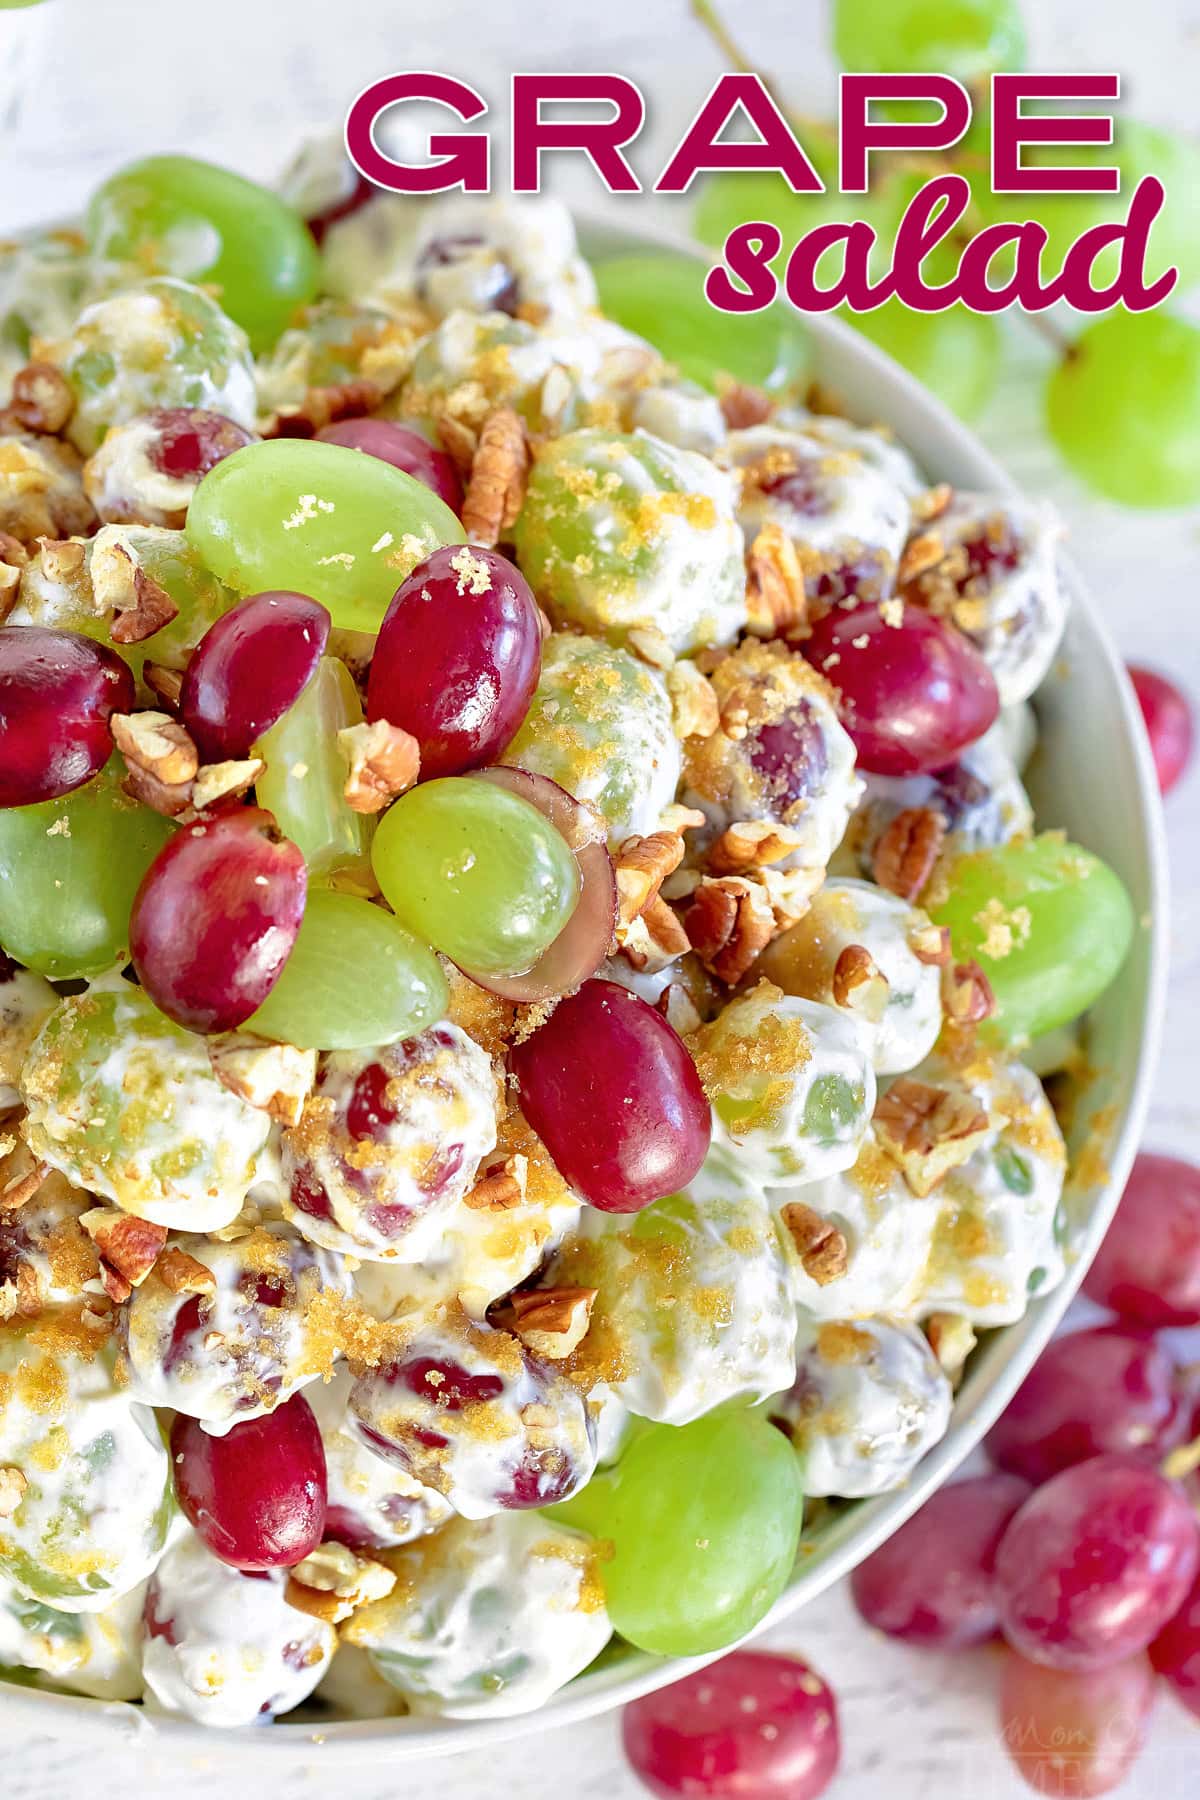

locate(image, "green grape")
[[592, 253, 808, 394], [842, 297, 1001, 420], [255, 655, 372, 878], [833, 0, 1026, 78], [371, 777, 580, 979], [186, 438, 464, 634], [931, 833, 1135, 1045], [245, 889, 447, 1050], [255, 299, 410, 418], [0, 758, 174, 978], [550, 1408, 804, 1655], [45, 277, 256, 455], [87, 155, 321, 352], [1046, 310, 1200, 510]]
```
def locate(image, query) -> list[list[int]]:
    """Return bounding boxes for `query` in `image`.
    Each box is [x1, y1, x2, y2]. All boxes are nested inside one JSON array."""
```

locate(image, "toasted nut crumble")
[[110, 711, 199, 786], [831, 943, 890, 1022], [874, 1076, 991, 1197], [339, 719, 421, 813], [463, 1155, 528, 1212], [745, 521, 807, 638], [707, 818, 803, 876], [665, 659, 720, 740], [80, 1208, 167, 1288], [191, 757, 263, 810], [779, 1202, 848, 1286], [718, 380, 773, 430], [942, 959, 996, 1025], [872, 806, 946, 903], [0, 1466, 27, 1517], [285, 1542, 396, 1625], [7, 361, 74, 435], [492, 1286, 597, 1360], [684, 875, 776, 986], [614, 830, 686, 931], [908, 921, 952, 967], [925, 1312, 977, 1386], [461, 406, 529, 547], [208, 1034, 318, 1127], [155, 1247, 217, 1296]]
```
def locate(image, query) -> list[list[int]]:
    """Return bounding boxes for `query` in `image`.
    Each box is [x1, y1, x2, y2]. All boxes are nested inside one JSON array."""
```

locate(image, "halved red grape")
[[510, 979, 710, 1213], [994, 1454, 1200, 1670], [622, 1651, 840, 1800], [130, 806, 307, 1032], [470, 766, 616, 1001], [802, 602, 999, 776], [180, 590, 330, 761], [1083, 1152, 1200, 1326], [986, 1325, 1187, 1485], [144, 407, 254, 482], [170, 1393, 326, 1570], [1150, 1571, 1200, 1717], [850, 1472, 1032, 1649], [1128, 665, 1193, 796], [317, 418, 464, 513], [1000, 1650, 1157, 1798], [0, 626, 135, 807], [366, 545, 540, 776]]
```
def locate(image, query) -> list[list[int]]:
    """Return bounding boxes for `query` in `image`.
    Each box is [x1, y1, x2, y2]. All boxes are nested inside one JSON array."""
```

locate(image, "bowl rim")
[[0, 206, 1170, 1762]]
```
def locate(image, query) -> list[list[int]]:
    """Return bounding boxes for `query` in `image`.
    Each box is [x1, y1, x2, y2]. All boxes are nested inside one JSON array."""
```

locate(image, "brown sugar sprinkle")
[[718, 380, 773, 430], [745, 522, 807, 639], [490, 1286, 597, 1360], [443, 964, 516, 1059], [6, 361, 74, 436], [461, 406, 529, 547], [707, 818, 803, 877], [779, 1202, 848, 1286], [872, 806, 946, 903], [154, 1247, 216, 1296], [683, 875, 776, 986], [614, 830, 686, 931], [874, 1076, 991, 1198], [338, 720, 421, 814]]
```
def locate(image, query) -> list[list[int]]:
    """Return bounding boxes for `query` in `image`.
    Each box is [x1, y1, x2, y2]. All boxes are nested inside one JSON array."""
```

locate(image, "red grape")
[[0, 626, 135, 807], [1150, 1571, 1200, 1717], [622, 1651, 840, 1800], [170, 1393, 326, 1570], [317, 418, 463, 513], [802, 602, 999, 776], [850, 1472, 1032, 1649], [130, 806, 307, 1032], [1127, 665, 1193, 796], [510, 979, 711, 1213], [303, 168, 374, 245], [144, 407, 254, 482], [180, 590, 330, 760], [986, 1325, 1187, 1485], [994, 1454, 1199, 1670], [1000, 1650, 1156, 1798], [367, 546, 540, 777], [1083, 1152, 1200, 1327]]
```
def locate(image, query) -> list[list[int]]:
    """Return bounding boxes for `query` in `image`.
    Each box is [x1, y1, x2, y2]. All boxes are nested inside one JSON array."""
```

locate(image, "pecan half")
[[831, 943, 890, 1022], [614, 831, 686, 931], [7, 361, 74, 435], [154, 1246, 216, 1296], [338, 720, 420, 813], [872, 806, 945, 903], [707, 818, 803, 876], [492, 1285, 597, 1360], [208, 1034, 318, 1127], [463, 1155, 528, 1212], [874, 1076, 991, 1197], [461, 406, 529, 547], [683, 875, 776, 986], [110, 711, 199, 787], [779, 1202, 848, 1286], [80, 1208, 167, 1290], [745, 521, 806, 638]]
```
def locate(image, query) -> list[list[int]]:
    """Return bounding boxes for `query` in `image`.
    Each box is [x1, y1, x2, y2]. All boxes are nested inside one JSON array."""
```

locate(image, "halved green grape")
[[1046, 311, 1200, 510], [930, 833, 1135, 1045], [245, 889, 447, 1050], [833, 0, 1026, 77], [0, 758, 174, 978], [255, 655, 372, 878], [371, 777, 580, 979], [842, 298, 1001, 422], [593, 254, 808, 394], [550, 1408, 804, 1656], [186, 439, 464, 634], [88, 155, 321, 352]]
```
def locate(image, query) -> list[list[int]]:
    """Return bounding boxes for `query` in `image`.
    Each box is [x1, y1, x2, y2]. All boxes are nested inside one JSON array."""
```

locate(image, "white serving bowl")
[[0, 215, 1168, 1761]]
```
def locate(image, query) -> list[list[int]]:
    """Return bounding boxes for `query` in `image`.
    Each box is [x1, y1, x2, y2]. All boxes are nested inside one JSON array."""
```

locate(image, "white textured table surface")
[[4, 1, 1200, 1794]]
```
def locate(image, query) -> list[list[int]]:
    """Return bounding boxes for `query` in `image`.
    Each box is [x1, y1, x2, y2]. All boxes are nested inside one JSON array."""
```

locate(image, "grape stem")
[[1021, 311, 1077, 362], [688, 0, 826, 138]]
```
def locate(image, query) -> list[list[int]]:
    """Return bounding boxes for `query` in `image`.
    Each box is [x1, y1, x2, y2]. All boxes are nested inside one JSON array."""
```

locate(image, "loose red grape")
[[1000, 1650, 1157, 1798], [1127, 664, 1193, 795], [144, 406, 254, 482], [986, 1325, 1187, 1485], [850, 1472, 1032, 1650], [317, 418, 464, 513], [802, 602, 999, 775], [180, 590, 330, 760], [130, 806, 307, 1033], [1150, 1571, 1200, 1716], [1083, 1152, 1200, 1327], [0, 626, 135, 807], [994, 1454, 1199, 1670], [622, 1651, 840, 1800], [367, 546, 541, 777], [510, 979, 711, 1213], [170, 1393, 326, 1570]]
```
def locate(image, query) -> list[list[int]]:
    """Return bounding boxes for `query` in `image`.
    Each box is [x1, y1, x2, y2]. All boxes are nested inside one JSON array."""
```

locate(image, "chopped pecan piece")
[[614, 830, 687, 931], [142, 661, 184, 710], [908, 921, 952, 967], [492, 1285, 597, 1360], [874, 1076, 991, 1197], [265, 377, 381, 440], [7, 361, 74, 435], [718, 380, 772, 430], [665, 659, 720, 740], [0, 1466, 27, 1517], [657, 980, 703, 1036], [872, 806, 945, 903], [0, 533, 27, 617], [683, 875, 776, 986], [80, 1208, 167, 1289], [463, 1155, 528, 1212], [897, 527, 947, 585], [925, 1311, 977, 1386], [338, 720, 420, 814], [707, 818, 803, 876], [745, 521, 806, 638], [120, 760, 196, 819], [155, 1246, 217, 1296], [110, 711, 199, 787], [779, 1202, 848, 1286], [0, 1155, 48, 1213], [912, 482, 953, 525], [461, 406, 529, 547], [286, 1541, 396, 1625], [619, 894, 691, 974], [436, 413, 478, 477], [91, 535, 179, 644], [831, 943, 890, 1022], [191, 758, 263, 811], [942, 959, 996, 1025], [626, 625, 675, 671], [209, 1034, 317, 1126]]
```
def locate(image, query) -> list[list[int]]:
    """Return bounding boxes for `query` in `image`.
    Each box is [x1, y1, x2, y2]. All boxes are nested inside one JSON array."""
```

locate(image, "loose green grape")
[[931, 833, 1135, 1045], [246, 889, 447, 1050], [255, 655, 372, 878], [0, 758, 174, 978], [87, 155, 321, 352], [186, 439, 464, 634], [371, 777, 580, 979], [550, 1408, 804, 1656], [592, 254, 808, 394], [843, 298, 1000, 421], [1046, 311, 1200, 510], [833, 0, 1026, 78]]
